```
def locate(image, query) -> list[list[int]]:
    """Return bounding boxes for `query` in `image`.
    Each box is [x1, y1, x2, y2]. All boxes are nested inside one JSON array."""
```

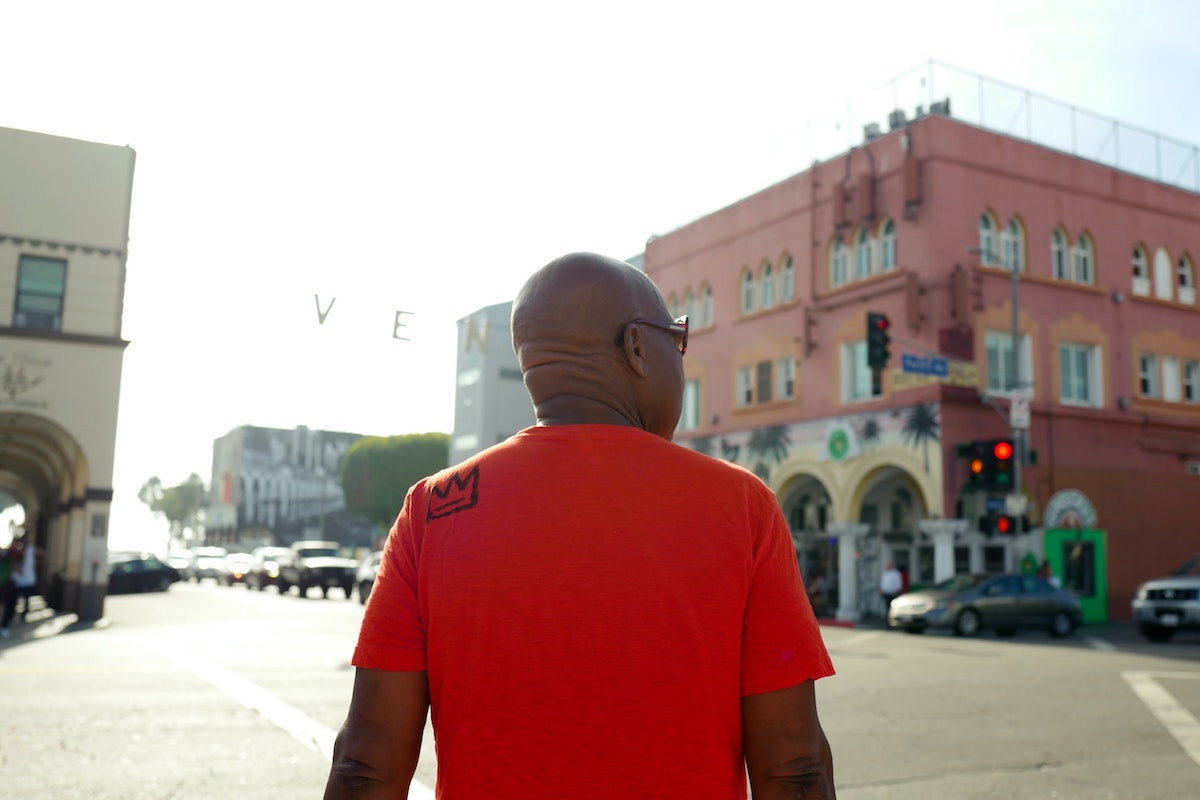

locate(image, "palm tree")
[[689, 436, 714, 457], [747, 425, 792, 479], [901, 403, 940, 473], [859, 417, 881, 450], [720, 437, 741, 463]]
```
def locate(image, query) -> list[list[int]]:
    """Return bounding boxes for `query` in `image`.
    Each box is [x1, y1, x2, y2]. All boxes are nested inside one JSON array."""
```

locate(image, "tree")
[[139, 473, 206, 540], [901, 402, 940, 473], [340, 433, 450, 530], [747, 425, 791, 480]]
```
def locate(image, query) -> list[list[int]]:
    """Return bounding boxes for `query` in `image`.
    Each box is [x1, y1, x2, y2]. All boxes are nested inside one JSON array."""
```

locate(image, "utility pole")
[[1010, 252, 1024, 544]]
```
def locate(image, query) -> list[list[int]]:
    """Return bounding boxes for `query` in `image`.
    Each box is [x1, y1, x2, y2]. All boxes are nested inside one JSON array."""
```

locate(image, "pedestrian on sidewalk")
[[880, 561, 904, 618], [325, 252, 836, 799], [2, 533, 38, 637]]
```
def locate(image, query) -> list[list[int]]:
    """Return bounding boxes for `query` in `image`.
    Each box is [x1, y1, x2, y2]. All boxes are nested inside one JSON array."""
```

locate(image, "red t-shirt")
[[354, 425, 834, 799]]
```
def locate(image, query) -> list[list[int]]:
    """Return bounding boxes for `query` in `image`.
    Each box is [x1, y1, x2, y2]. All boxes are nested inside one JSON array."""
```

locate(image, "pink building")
[[644, 104, 1200, 623]]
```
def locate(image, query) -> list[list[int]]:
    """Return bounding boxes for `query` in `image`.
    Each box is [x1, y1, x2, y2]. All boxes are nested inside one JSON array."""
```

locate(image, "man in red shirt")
[[325, 252, 836, 799]]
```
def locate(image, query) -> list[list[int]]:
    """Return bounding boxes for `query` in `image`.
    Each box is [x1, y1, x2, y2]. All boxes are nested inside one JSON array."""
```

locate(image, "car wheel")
[[342, 582, 354, 600], [321, 586, 330, 599], [358, 581, 371, 605], [298, 582, 309, 598], [1140, 623, 1175, 642], [954, 609, 981, 637], [158, 577, 171, 592], [1048, 612, 1075, 638], [278, 580, 290, 595]]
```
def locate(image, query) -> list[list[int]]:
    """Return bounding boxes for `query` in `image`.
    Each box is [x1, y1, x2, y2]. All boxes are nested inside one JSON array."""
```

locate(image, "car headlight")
[[1134, 586, 1148, 600]]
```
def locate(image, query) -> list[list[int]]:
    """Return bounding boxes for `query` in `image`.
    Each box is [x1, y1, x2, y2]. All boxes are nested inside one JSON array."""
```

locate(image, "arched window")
[[1132, 246, 1150, 296], [683, 288, 695, 322], [880, 219, 897, 271], [855, 228, 872, 279], [700, 284, 713, 327], [761, 261, 775, 308], [1154, 247, 1173, 301], [1051, 229, 1069, 280], [1072, 233, 1094, 285], [830, 236, 848, 287], [979, 213, 999, 265], [1001, 218, 1025, 273], [741, 269, 756, 314], [781, 255, 795, 301], [1179, 254, 1196, 304]]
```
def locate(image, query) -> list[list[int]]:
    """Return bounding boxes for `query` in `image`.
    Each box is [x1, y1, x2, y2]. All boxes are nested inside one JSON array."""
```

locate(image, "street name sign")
[[901, 353, 949, 377]]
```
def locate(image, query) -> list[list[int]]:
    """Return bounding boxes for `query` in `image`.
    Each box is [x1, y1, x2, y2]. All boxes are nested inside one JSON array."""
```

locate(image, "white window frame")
[[985, 331, 1033, 396], [776, 356, 796, 400], [1059, 342, 1103, 407], [856, 229, 872, 280], [830, 237, 847, 287], [736, 365, 754, 407], [679, 379, 701, 431], [880, 219, 897, 271], [782, 256, 795, 301], [1154, 248, 1174, 301], [1184, 360, 1200, 403], [761, 262, 775, 308], [841, 341, 878, 403], [1163, 356, 1181, 403], [741, 271, 756, 315], [1072, 234, 1094, 285], [1139, 353, 1160, 398], [1051, 229, 1068, 280], [1001, 218, 1025, 273], [1132, 246, 1151, 296], [700, 284, 713, 327], [1178, 255, 1196, 305], [979, 213, 998, 266]]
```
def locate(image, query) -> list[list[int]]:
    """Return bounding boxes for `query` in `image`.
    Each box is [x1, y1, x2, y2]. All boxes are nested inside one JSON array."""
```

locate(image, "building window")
[[1178, 254, 1196, 305], [776, 357, 796, 400], [14, 254, 67, 332], [1072, 233, 1094, 285], [1001, 218, 1025, 273], [830, 237, 848, 287], [756, 361, 773, 403], [1184, 360, 1199, 403], [1051, 229, 1069, 280], [1163, 356, 1181, 403], [741, 270, 756, 315], [782, 255, 795, 301], [683, 288, 695, 322], [700, 284, 713, 327], [761, 261, 775, 308], [737, 366, 754, 407], [842, 341, 879, 402], [856, 228, 872, 280], [985, 332, 1033, 395], [1154, 248, 1173, 301], [679, 379, 701, 431], [979, 213, 998, 265], [1132, 246, 1150, 296], [1139, 353, 1159, 398], [1059, 343, 1102, 407], [880, 219, 897, 271]]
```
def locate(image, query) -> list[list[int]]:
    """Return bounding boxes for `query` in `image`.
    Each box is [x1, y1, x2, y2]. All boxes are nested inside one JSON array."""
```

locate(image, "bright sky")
[[2, 1, 1196, 551]]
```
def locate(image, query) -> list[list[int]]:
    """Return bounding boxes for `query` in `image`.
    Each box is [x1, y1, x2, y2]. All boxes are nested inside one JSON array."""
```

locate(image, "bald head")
[[511, 252, 683, 437]]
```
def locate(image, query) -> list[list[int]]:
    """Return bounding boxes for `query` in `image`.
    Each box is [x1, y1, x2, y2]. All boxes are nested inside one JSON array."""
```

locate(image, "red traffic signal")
[[993, 441, 1013, 460]]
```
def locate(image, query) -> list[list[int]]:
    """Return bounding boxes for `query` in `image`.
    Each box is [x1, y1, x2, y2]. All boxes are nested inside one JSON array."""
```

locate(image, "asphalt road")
[[1, 581, 1198, 799]]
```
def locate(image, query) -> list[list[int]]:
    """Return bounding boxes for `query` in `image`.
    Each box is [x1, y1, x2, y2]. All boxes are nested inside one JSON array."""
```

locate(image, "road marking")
[[836, 632, 882, 648], [1086, 637, 1116, 651], [165, 648, 435, 799], [1122, 670, 1200, 768]]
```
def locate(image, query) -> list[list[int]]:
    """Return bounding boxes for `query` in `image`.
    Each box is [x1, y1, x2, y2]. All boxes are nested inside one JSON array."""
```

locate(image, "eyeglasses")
[[614, 314, 688, 355]]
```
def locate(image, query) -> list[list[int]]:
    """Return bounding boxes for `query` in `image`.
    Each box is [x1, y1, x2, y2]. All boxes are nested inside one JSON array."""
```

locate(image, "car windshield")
[[935, 574, 985, 592], [1174, 555, 1200, 576], [299, 547, 339, 558]]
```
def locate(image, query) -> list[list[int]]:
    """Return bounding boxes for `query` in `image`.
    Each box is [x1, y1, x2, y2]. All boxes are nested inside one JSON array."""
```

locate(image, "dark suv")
[[277, 540, 358, 599], [1132, 553, 1200, 641]]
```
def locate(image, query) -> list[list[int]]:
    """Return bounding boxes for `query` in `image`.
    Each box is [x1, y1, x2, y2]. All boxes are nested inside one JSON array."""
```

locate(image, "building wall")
[[645, 112, 1200, 620]]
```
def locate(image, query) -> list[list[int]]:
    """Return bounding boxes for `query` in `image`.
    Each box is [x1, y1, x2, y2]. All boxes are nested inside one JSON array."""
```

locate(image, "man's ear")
[[619, 324, 651, 378]]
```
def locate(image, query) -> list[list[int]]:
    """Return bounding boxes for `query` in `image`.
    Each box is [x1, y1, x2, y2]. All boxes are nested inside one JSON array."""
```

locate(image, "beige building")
[[0, 126, 135, 619]]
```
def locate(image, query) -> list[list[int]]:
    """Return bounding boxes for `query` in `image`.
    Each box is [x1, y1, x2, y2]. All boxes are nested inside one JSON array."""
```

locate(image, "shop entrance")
[[1043, 528, 1108, 623]]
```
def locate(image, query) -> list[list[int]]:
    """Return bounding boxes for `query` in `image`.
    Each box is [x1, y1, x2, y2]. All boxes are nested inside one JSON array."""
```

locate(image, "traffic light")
[[866, 312, 891, 372], [978, 512, 1029, 536], [957, 439, 1016, 491]]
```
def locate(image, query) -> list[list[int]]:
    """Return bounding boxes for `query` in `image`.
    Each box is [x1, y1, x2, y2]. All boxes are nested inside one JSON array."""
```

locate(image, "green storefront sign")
[[1043, 528, 1108, 623]]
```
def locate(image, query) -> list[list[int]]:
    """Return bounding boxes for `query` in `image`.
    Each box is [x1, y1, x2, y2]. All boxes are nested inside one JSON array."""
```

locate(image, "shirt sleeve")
[[740, 487, 835, 696], [351, 487, 428, 672]]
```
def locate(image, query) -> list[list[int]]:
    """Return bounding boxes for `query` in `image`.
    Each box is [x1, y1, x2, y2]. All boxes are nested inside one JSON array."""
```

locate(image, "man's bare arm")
[[324, 668, 430, 799], [743, 679, 835, 799]]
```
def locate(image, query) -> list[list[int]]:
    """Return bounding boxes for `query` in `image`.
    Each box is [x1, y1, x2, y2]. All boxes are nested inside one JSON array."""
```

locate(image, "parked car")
[[216, 552, 255, 586], [1131, 553, 1200, 642], [887, 573, 1081, 638], [277, 540, 358, 599], [186, 546, 228, 582], [167, 550, 193, 575], [108, 554, 182, 594], [246, 546, 292, 591], [356, 551, 383, 605]]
